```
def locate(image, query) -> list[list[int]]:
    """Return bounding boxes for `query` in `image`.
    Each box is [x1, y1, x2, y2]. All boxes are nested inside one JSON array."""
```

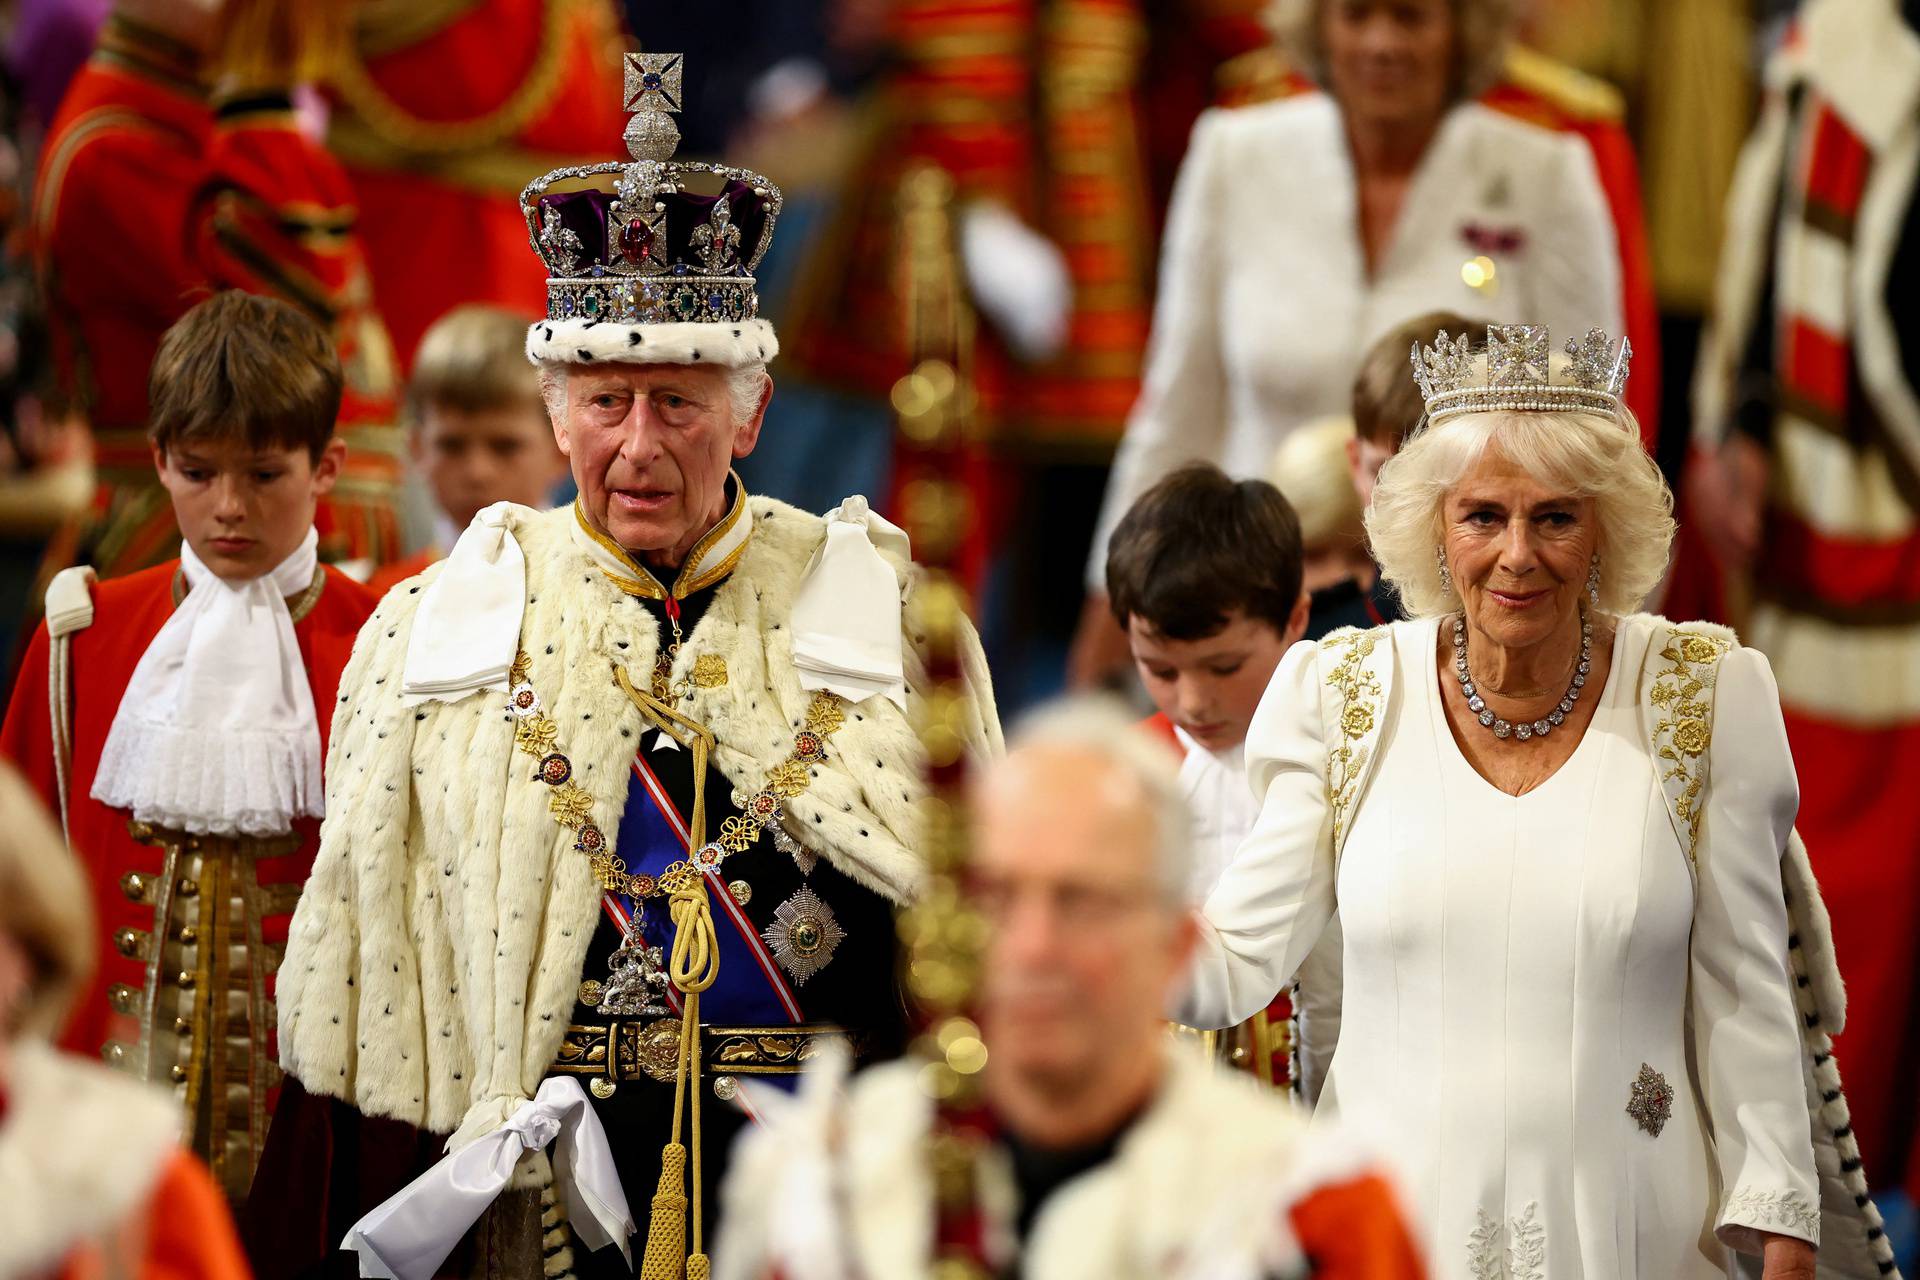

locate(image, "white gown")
[[1179, 614, 1819, 1278]]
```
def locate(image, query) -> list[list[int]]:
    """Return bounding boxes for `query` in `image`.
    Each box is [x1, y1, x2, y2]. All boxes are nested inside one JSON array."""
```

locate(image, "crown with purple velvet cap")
[[519, 51, 783, 369]]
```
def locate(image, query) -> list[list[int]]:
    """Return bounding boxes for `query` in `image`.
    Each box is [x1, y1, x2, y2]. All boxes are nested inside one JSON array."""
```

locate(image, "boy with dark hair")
[[0, 289, 377, 1204], [1106, 462, 1309, 901]]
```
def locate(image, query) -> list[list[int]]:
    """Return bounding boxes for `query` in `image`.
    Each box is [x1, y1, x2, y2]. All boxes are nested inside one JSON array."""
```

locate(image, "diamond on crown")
[[1410, 324, 1632, 430]]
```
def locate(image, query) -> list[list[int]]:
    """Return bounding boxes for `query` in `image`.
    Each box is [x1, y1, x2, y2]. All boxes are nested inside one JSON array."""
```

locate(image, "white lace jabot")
[[92, 528, 324, 836]]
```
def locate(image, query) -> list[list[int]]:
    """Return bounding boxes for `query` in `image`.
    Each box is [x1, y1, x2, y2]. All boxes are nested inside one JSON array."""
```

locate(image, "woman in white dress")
[[1181, 325, 1821, 1279], [1072, 0, 1622, 682]]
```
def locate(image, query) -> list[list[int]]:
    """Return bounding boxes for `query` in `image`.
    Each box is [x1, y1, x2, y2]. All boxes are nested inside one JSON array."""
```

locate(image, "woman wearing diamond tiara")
[[1074, 0, 1622, 683], [1172, 324, 1892, 1279]]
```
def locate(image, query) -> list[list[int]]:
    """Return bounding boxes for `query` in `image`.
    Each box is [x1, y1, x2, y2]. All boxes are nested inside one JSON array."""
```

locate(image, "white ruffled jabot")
[[91, 528, 324, 836]]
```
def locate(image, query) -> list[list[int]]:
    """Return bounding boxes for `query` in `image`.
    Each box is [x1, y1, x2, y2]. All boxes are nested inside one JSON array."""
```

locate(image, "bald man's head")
[[968, 698, 1197, 1138]]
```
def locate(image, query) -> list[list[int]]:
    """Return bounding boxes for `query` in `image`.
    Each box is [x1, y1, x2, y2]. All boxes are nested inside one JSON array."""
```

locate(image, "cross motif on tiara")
[[1487, 324, 1550, 387], [624, 52, 683, 115]]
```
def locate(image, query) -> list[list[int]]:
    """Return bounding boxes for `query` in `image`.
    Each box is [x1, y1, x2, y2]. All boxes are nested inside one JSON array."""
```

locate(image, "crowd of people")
[[0, 0, 1916, 1277]]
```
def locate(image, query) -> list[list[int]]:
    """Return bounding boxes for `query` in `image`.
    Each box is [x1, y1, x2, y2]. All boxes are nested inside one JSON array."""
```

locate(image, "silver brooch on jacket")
[[1626, 1063, 1674, 1137], [761, 887, 845, 985]]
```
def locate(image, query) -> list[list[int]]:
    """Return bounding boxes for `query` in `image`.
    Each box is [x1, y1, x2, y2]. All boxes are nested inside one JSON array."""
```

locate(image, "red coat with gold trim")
[[0, 561, 376, 1201], [33, 16, 404, 577], [321, 0, 626, 368], [784, 0, 1158, 458]]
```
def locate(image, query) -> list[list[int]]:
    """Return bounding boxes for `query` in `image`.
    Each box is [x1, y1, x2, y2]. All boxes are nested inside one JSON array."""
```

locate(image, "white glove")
[[960, 202, 1071, 363]]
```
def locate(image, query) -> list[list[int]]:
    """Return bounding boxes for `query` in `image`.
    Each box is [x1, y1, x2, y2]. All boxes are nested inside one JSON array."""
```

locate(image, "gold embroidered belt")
[[550, 1020, 855, 1091]]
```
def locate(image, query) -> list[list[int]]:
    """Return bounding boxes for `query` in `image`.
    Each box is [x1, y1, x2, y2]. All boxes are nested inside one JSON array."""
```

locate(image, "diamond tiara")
[[516, 51, 784, 329], [1411, 324, 1632, 428]]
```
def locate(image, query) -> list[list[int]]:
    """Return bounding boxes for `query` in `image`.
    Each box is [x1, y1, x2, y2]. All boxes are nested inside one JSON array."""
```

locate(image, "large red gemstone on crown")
[[619, 219, 656, 266]]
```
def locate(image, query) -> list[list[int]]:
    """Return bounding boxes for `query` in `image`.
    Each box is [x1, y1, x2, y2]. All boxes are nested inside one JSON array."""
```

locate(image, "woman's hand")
[[1760, 1232, 1816, 1279]]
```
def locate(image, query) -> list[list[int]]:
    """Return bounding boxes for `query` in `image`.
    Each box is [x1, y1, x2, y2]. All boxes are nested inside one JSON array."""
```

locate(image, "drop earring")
[[1436, 545, 1453, 594], [1586, 553, 1601, 608]]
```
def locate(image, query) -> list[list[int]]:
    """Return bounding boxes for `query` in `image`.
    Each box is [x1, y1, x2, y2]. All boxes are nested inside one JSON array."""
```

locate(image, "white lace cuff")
[[1719, 1185, 1820, 1253]]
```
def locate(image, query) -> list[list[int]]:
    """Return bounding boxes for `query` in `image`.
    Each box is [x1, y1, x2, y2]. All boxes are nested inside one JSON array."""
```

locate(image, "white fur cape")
[[276, 498, 1001, 1147], [712, 1040, 1400, 1280], [0, 1041, 184, 1276]]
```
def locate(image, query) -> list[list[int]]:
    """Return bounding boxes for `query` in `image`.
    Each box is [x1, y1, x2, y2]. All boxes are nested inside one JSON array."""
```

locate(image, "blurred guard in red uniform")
[[0, 292, 378, 1204], [33, 0, 403, 578], [321, 0, 626, 369]]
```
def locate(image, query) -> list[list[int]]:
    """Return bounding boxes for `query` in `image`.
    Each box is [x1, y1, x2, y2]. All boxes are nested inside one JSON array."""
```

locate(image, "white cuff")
[[343, 1076, 634, 1280], [791, 496, 910, 709], [401, 502, 526, 703]]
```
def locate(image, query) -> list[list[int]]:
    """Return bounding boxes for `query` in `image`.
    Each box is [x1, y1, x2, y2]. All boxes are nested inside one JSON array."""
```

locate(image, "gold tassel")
[[639, 1142, 690, 1280], [686, 1255, 711, 1280]]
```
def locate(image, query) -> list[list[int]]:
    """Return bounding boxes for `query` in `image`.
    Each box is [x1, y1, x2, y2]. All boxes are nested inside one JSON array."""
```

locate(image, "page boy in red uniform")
[[0, 290, 377, 1203]]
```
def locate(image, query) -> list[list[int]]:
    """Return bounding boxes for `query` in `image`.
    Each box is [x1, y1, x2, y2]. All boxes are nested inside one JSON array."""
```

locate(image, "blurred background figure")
[[321, 0, 624, 369], [369, 303, 570, 595], [1291, 310, 1493, 640], [30, 0, 404, 585], [1687, 0, 1920, 1242], [717, 696, 1427, 1280], [0, 760, 248, 1279], [1271, 417, 1369, 615], [1070, 0, 1626, 688]]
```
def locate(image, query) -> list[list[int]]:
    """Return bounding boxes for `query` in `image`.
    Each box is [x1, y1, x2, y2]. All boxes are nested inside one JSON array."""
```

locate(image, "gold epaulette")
[[1501, 45, 1625, 124], [1213, 46, 1310, 109]]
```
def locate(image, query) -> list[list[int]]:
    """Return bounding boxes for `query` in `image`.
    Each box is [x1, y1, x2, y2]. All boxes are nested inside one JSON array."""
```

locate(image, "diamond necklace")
[[1450, 610, 1592, 742]]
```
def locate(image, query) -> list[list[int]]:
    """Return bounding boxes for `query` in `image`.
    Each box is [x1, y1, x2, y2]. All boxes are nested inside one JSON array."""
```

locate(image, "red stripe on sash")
[[706, 868, 804, 1022]]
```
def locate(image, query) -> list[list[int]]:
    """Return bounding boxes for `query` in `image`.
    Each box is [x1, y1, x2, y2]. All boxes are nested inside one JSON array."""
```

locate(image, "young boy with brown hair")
[[1106, 462, 1309, 900], [1305, 309, 1491, 637], [0, 289, 377, 1203], [368, 304, 570, 594]]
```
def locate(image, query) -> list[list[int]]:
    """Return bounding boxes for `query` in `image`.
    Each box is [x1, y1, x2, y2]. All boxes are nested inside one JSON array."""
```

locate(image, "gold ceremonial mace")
[[889, 162, 997, 1280]]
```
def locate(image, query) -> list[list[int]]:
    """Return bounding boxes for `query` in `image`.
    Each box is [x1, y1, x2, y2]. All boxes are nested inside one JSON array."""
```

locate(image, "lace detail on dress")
[[1726, 1187, 1820, 1239], [1508, 1203, 1546, 1280], [1468, 1210, 1505, 1279], [1467, 1203, 1547, 1279]]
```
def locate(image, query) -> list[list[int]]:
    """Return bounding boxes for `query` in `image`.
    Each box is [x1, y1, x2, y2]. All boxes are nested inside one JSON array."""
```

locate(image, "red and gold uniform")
[[321, 0, 625, 368], [0, 560, 377, 1201], [33, 14, 404, 577], [785, 0, 1158, 458], [1213, 41, 1663, 447]]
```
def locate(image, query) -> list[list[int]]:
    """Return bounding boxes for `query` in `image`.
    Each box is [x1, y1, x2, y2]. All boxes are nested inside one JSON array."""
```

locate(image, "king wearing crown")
[[242, 53, 1001, 1280]]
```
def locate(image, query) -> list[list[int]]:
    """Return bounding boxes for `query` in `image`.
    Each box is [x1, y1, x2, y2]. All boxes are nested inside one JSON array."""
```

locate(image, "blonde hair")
[[0, 762, 94, 1039], [1367, 405, 1673, 619], [1271, 415, 1364, 550], [408, 305, 546, 427], [1268, 0, 1517, 103]]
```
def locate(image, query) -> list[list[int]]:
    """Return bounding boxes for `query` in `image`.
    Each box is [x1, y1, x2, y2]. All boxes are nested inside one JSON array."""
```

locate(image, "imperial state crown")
[[519, 51, 783, 369]]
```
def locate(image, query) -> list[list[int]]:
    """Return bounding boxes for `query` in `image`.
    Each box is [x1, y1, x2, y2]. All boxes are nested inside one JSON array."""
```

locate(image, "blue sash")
[[612, 753, 801, 1026]]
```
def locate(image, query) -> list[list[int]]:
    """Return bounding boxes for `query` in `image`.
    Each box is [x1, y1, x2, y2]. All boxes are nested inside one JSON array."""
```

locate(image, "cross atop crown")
[[623, 52, 684, 163]]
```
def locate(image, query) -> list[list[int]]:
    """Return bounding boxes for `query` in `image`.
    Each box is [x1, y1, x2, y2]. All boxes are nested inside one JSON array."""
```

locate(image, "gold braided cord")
[[618, 663, 721, 1278], [325, 0, 572, 153]]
